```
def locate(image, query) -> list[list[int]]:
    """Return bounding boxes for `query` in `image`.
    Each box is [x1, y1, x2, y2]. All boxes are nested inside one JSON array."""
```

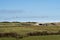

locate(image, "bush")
[[0, 32, 23, 39], [27, 31, 48, 36]]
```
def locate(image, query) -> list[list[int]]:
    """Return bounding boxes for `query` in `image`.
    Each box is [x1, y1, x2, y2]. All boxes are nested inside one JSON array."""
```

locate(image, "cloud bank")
[[0, 10, 24, 13]]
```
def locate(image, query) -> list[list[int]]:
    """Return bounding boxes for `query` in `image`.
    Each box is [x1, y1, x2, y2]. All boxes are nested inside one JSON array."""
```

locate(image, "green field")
[[0, 35, 60, 40], [21, 35, 60, 40], [0, 22, 60, 40]]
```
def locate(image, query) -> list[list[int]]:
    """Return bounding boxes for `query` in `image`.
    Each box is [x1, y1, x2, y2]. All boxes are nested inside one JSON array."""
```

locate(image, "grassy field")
[[0, 35, 60, 40], [21, 35, 60, 40], [0, 26, 60, 34], [0, 22, 60, 40]]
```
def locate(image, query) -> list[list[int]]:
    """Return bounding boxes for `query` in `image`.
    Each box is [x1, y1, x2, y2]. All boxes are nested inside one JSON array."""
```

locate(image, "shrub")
[[27, 31, 48, 36], [0, 32, 23, 39]]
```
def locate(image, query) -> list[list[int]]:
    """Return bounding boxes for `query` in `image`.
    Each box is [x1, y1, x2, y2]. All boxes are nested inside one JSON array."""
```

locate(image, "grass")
[[21, 35, 60, 40], [0, 35, 60, 40], [0, 37, 16, 40], [0, 26, 60, 34], [0, 22, 60, 40]]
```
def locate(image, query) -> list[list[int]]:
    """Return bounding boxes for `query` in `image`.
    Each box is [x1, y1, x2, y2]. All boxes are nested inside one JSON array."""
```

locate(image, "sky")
[[0, 0, 60, 22]]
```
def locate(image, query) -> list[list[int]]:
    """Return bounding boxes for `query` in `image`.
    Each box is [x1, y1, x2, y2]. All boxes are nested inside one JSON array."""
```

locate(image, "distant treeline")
[[0, 21, 37, 23]]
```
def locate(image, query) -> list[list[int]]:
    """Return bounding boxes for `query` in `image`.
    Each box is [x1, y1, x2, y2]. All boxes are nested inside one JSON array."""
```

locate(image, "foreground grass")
[[0, 35, 60, 40], [0, 37, 16, 40], [19, 35, 60, 40]]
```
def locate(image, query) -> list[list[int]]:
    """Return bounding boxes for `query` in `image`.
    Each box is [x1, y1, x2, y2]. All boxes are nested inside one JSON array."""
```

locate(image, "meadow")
[[0, 22, 60, 40]]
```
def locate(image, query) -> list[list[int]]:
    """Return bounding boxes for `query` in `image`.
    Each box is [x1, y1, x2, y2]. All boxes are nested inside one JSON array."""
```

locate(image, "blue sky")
[[0, 0, 60, 22]]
